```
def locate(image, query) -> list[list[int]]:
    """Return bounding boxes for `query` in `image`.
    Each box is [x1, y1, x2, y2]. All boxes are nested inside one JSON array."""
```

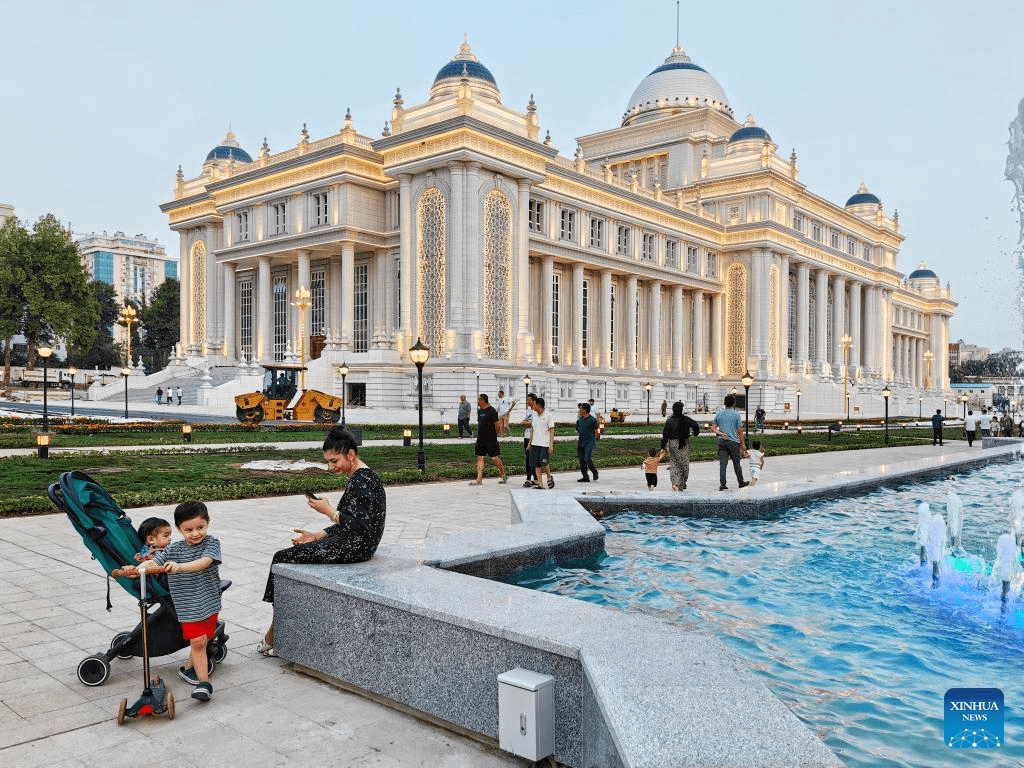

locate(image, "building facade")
[[160, 41, 956, 413]]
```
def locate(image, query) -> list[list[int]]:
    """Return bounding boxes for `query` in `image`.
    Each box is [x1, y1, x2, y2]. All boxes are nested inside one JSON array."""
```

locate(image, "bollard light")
[[182, 424, 193, 443], [443, 423, 450, 437], [35, 431, 51, 459], [783, 421, 789, 430], [403, 428, 412, 447]]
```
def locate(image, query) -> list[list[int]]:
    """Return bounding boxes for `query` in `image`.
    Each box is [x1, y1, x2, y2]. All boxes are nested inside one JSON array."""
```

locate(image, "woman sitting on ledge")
[[258, 426, 386, 656]]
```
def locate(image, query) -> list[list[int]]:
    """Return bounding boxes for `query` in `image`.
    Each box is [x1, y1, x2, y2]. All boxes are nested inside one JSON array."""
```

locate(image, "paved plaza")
[[0, 395, 992, 766]]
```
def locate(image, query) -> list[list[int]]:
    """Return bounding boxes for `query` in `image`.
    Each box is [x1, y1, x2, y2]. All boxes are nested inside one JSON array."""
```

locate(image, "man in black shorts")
[[469, 394, 508, 485]]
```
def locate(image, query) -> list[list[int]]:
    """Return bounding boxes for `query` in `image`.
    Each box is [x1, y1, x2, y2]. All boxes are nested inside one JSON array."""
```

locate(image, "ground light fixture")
[[403, 428, 412, 447], [181, 424, 193, 443], [35, 431, 50, 459], [37, 343, 53, 432], [409, 339, 430, 471]]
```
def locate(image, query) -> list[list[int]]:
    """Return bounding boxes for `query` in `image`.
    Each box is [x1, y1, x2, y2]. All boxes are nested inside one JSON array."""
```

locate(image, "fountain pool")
[[506, 461, 1024, 766]]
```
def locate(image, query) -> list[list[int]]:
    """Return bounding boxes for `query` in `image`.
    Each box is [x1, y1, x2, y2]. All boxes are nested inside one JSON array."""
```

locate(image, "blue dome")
[[649, 61, 708, 76], [433, 59, 497, 86], [909, 267, 938, 280], [846, 190, 881, 207], [205, 145, 253, 163], [729, 124, 771, 143]]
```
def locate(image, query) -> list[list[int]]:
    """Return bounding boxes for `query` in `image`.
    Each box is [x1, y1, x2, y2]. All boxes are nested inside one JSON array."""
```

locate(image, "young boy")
[[135, 501, 222, 701], [134, 517, 172, 562], [748, 441, 766, 486], [642, 447, 666, 491]]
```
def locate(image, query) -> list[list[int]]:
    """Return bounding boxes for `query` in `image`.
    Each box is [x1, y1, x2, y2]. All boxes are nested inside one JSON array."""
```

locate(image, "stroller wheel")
[[117, 698, 127, 725], [110, 632, 134, 660], [77, 654, 111, 687], [206, 655, 217, 676], [167, 692, 175, 720], [210, 642, 228, 664]]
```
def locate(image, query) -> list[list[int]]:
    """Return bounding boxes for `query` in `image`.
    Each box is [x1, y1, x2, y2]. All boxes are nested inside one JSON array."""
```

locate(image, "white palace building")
[[160, 41, 956, 417]]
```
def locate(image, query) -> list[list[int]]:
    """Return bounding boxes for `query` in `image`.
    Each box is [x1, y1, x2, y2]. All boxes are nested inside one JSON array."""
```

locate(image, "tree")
[[20, 215, 99, 364], [140, 278, 179, 372], [0, 218, 30, 385], [79, 281, 120, 370]]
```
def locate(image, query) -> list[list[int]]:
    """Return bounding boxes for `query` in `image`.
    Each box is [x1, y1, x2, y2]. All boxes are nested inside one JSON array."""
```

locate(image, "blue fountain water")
[[505, 462, 1024, 766]]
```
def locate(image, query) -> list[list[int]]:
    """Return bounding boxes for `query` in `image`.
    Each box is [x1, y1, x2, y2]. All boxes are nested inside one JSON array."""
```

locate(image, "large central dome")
[[623, 46, 732, 126]]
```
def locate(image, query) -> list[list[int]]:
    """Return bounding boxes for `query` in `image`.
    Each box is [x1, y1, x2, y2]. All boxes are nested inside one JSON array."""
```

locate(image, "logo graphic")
[[945, 688, 1003, 748]]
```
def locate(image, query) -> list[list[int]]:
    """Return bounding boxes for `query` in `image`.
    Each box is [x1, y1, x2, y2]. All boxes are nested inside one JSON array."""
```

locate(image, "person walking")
[[711, 394, 749, 491], [963, 409, 980, 447], [155, 387, 163, 405], [931, 409, 944, 446], [521, 393, 537, 487], [527, 396, 555, 489], [469, 394, 507, 485], [660, 401, 701, 491], [575, 402, 599, 483], [176, 386, 183, 405], [457, 395, 473, 438]]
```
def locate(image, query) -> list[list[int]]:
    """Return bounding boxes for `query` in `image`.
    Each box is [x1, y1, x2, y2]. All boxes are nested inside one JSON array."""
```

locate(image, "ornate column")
[[795, 262, 809, 369], [649, 280, 662, 372], [600, 269, 613, 370], [814, 268, 828, 371], [692, 289, 705, 378], [572, 262, 585, 369], [222, 262, 236, 362], [625, 274, 638, 371], [397, 173, 413, 351], [848, 281, 862, 372], [882, 289, 893, 381], [464, 162, 482, 352], [341, 241, 355, 351], [516, 179, 532, 362], [448, 162, 465, 330], [750, 249, 766, 374], [776, 254, 790, 375], [329, 255, 343, 348], [672, 285, 684, 374], [831, 274, 846, 370], [256, 255, 271, 363], [204, 224, 220, 356]]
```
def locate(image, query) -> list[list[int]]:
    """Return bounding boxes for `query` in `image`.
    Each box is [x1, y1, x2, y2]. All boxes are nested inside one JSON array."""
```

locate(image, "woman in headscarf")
[[660, 401, 701, 491]]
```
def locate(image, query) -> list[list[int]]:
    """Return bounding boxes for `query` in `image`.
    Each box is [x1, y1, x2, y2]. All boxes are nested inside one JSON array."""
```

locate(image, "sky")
[[2, 0, 1023, 351]]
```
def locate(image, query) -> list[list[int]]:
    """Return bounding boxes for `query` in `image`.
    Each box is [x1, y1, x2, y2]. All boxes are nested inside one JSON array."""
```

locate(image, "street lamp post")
[[67, 365, 77, 417], [645, 382, 652, 424], [475, 371, 480, 396], [37, 343, 53, 432], [841, 334, 852, 418], [961, 393, 969, 421], [336, 362, 349, 428], [882, 384, 892, 445], [118, 305, 138, 367], [121, 367, 131, 419], [523, 374, 532, 400], [292, 286, 311, 391], [741, 371, 754, 438], [796, 388, 802, 425], [409, 339, 430, 472]]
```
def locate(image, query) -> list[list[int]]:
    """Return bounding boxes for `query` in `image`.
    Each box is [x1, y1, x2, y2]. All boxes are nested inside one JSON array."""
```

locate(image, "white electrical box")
[[497, 667, 555, 761]]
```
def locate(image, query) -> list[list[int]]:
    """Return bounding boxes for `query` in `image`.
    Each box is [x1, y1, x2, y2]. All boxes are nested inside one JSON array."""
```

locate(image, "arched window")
[[483, 190, 512, 358], [417, 188, 446, 356]]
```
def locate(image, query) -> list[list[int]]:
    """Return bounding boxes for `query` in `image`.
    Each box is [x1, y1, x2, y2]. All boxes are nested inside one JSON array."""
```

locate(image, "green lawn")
[[1, 419, 960, 517]]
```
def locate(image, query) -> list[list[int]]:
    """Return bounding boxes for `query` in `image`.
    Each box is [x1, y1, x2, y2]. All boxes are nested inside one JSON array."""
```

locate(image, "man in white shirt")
[[496, 390, 516, 437], [963, 409, 980, 447], [527, 397, 556, 489]]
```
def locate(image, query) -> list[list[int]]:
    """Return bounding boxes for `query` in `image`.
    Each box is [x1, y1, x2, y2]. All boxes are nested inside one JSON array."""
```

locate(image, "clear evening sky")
[[2, 0, 1021, 351]]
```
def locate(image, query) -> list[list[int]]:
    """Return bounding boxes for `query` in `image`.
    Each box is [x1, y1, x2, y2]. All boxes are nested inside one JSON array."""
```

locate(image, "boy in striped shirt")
[[136, 500, 222, 701]]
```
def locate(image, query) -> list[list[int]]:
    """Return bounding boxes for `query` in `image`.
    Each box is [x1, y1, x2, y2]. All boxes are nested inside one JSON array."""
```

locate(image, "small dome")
[[846, 182, 880, 207], [728, 114, 771, 143], [623, 46, 732, 126], [430, 40, 500, 102], [909, 261, 938, 280], [205, 130, 252, 164]]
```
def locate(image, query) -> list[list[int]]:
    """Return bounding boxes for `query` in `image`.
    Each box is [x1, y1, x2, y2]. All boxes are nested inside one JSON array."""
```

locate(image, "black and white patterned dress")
[[262, 466, 386, 603]]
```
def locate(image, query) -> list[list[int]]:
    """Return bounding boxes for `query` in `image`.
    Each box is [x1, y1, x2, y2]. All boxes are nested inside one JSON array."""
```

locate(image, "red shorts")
[[181, 613, 218, 641]]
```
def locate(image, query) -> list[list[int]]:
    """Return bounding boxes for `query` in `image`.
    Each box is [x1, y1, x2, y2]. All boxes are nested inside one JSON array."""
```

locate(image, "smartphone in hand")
[[304, 490, 319, 500]]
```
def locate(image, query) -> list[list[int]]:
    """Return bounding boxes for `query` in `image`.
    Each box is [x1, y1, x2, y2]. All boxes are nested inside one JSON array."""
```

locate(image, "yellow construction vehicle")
[[234, 365, 342, 424]]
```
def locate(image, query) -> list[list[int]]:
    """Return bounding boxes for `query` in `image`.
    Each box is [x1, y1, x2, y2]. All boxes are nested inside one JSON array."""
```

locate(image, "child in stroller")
[[49, 471, 230, 687]]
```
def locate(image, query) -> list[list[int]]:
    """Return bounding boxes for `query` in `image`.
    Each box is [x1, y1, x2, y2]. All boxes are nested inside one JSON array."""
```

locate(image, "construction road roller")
[[234, 365, 342, 425]]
